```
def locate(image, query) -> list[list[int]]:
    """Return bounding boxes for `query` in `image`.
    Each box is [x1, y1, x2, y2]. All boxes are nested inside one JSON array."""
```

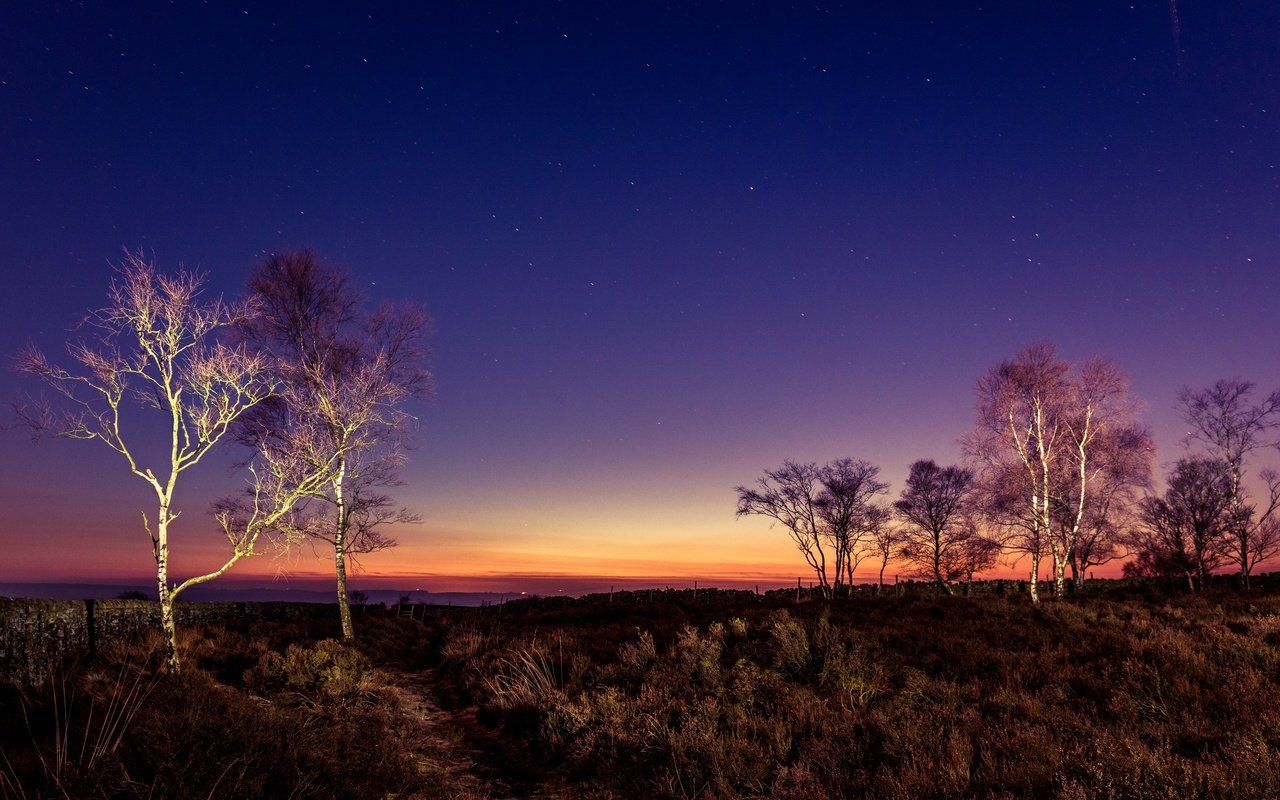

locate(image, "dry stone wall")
[[0, 598, 329, 686]]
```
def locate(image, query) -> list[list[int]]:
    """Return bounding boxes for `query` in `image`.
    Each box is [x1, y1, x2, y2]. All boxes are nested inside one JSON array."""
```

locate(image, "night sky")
[[2, 2, 1278, 592]]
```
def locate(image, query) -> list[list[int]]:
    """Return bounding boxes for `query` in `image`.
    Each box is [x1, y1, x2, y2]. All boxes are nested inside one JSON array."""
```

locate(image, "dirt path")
[[387, 667, 556, 800]]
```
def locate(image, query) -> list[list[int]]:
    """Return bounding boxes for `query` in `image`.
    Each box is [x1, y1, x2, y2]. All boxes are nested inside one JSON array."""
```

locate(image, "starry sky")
[[2, 2, 1277, 592]]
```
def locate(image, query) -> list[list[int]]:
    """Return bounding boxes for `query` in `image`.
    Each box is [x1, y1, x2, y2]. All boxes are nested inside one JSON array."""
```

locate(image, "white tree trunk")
[[334, 461, 354, 641], [154, 506, 181, 671], [1051, 542, 1067, 599]]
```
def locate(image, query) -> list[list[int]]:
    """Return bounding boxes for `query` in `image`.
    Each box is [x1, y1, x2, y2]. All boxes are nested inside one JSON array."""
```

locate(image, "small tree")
[[1178, 379, 1280, 589], [814, 458, 889, 594], [1133, 459, 1238, 591], [864, 511, 900, 591], [240, 250, 431, 640], [736, 461, 830, 597], [15, 252, 290, 670], [737, 458, 890, 598], [956, 531, 1002, 591], [893, 460, 975, 594]]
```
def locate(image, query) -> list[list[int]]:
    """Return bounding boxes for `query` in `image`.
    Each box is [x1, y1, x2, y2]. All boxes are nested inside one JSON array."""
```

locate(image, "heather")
[[5, 585, 1280, 798], [437, 585, 1280, 799]]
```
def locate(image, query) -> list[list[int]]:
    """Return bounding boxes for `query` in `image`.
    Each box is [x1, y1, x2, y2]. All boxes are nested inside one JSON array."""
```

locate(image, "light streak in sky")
[[1169, 0, 1185, 76]]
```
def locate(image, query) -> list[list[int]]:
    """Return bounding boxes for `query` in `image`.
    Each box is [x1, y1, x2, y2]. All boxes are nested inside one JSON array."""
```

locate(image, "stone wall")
[[0, 598, 331, 686]]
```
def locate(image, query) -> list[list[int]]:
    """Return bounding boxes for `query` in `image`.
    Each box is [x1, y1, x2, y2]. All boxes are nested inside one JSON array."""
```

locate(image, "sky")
[[1, 2, 1277, 593]]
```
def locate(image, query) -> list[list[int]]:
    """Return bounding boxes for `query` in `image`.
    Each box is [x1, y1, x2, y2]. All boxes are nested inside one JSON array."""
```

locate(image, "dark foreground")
[[4, 583, 1280, 799]]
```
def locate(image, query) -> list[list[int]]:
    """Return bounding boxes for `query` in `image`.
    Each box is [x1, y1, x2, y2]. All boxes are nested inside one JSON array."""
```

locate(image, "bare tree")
[[1133, 458, 1239, 591], [274, 448, 419, 586], [893, 460, 975, 594], [13, 252, 315, 670], [966, 343, 1144, 601], [814, 458, 889, 594], [1065, 423, 1152, 590], [966, 343, 1070, 603], [239, 250, 431, 640], [956, 528, 1002, 593], [736, 461, 830, 597], [969, 457, 1042, 592], [1178, 379, 1280, 589], [1048, 358, 1146, 596], [864, 509, 899, 591]]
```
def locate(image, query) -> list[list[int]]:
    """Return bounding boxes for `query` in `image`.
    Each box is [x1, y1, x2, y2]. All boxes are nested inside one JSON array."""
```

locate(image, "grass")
[[0, 612, 450, 799], [4, 582, 1280, 798], [432, 584, 1280, 799]]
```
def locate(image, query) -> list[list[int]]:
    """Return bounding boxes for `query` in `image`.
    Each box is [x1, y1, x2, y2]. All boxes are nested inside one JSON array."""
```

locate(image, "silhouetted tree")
[[1178, 379, 1280, 589], [1121, 548, 1174, 580], [239, 250, 431, 640], [814, 458, 889, 594], [864, 508, 899, 591], [14, 252, 324, 670], [736, 461, 830, 596], [1133, 458, 1239, 591], [893, 460, 975, 594], [956, 529, 1003, 593]]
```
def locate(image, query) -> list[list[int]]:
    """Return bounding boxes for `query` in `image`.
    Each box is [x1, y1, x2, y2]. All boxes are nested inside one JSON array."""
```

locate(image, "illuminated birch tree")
[[1062, 422, 1152, 590], [966, 344, 1069, 603], [14, 252, 323, 670], [1049, 359, 1148, 595], [966, 344, 1143, 601]]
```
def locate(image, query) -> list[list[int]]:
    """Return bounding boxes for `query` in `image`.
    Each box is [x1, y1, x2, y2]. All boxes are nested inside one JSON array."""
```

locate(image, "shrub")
[[245, 639, 373, 707], [617, 629, 657, 682], [763, 610, 809, 677]]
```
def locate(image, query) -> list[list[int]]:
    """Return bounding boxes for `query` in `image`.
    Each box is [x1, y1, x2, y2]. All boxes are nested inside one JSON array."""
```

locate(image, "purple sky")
[[2, 2, 1277, 590]]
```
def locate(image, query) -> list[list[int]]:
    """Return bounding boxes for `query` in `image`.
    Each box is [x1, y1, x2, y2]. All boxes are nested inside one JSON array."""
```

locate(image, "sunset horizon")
[[3, 2, 1278, 603], [4, 4, 1280, 796]]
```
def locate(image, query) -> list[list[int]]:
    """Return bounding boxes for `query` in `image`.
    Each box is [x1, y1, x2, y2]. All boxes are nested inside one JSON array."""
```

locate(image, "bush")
[[245, 639, 374, 707]]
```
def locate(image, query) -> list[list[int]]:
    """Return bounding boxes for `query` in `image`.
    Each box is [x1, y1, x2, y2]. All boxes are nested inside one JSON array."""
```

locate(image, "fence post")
[[85, 599, 96, 659]]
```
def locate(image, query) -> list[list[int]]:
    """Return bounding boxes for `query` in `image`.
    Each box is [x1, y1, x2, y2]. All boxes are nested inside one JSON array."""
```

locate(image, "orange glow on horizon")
[[16, 490, 1266, 592], [17, 519, 1138, 592]]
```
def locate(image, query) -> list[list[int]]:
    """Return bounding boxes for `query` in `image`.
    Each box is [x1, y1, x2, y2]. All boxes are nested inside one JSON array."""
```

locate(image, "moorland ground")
[[4, 582, 1280, 799]]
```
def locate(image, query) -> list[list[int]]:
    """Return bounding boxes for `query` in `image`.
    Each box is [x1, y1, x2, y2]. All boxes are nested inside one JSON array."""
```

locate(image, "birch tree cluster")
[[737, 342, 1280, 602]]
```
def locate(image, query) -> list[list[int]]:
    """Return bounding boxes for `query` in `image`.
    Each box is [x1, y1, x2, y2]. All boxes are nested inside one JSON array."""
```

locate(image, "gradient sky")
[[2, 2, 1278, 592]]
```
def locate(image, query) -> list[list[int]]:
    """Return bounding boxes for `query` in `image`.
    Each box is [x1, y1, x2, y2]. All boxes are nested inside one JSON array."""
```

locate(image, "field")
[[4, 583, 1280, 799]]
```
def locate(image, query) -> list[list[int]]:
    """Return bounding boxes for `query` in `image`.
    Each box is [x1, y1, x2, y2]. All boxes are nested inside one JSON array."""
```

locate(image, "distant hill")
[[0, 582, 511, 607]]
